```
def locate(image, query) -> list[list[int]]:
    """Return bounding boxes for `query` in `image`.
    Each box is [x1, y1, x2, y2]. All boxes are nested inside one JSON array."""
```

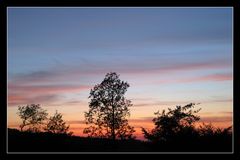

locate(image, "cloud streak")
[[9, 84, 90, 94], [180, 73, 232, 83], [67, 120, 86, 125], [9, 57, 232, 84], [132, 98, 232, 108], [8, 94, 59, 106], [8, 83, 91, 107], [155, 73, 232, 85], [200, 116, 232, 123]]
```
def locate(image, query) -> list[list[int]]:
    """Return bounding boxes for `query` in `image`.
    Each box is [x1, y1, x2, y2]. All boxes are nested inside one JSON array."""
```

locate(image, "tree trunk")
[[112, 107, 116, 140], [112, 94, 115, 141], [20, 120, 25, 132]]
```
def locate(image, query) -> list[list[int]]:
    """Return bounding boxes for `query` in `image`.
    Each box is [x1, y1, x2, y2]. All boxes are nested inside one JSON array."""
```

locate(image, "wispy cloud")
[[67, 120, 86, 125], [8, 83, 90, 107], [201, 111, 232, 116], [200, 116, 232, 123], [9, 57, 231, 85], [9, 83, 90, 94], [132, 98, 232, 108], [180, 73, 232, 83], [8, 94, 59, 106], [129, 117, 153, 123], [155, 73, 232, 85], [9, 71, 59, 84], [132, 100, 193, 108]]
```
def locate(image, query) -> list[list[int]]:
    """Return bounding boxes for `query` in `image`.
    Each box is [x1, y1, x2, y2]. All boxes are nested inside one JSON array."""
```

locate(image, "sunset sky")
[[8, 7, 233, 140]]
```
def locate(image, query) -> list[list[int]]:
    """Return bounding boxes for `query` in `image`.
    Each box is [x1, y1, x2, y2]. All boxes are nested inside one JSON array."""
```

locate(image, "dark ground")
[[7, 128, 232, 152]]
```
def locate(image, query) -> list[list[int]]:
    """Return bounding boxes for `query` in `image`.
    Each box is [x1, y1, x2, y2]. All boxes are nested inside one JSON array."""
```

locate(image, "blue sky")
[[8, 8, 232, 73], [7, 8, 233, 138]]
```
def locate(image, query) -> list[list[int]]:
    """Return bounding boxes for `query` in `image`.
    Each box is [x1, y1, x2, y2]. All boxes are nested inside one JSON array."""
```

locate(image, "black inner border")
[[0, 0, 239, 159]]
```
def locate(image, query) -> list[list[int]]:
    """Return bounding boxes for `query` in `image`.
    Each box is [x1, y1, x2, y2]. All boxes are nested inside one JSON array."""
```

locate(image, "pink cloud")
[[200, 116, 232, 123], [200, 111, 233, 116], [119, 59, 232, 76], [66, 120, 86, 125], [132, 98, 232, 108], [8, 83, 91, 107], [8, 94, 59, 106], [132, 100, 192, 107], [9, 84, 90, 94], [155, 73, 232, 85], [181, 73, 232, 83], [9, 58, 232, 86]]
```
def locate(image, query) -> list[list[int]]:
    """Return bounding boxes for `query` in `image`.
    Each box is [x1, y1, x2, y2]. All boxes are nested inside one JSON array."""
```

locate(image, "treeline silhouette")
[[17, 104, 72, 135], [8, 72, 232, 152], [141, 103, 232, 152]]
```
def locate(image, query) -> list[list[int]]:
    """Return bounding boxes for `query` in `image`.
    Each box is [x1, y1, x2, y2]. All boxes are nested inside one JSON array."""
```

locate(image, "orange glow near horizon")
[[8, 111, 232, 140], [8, 98, 233, 141]]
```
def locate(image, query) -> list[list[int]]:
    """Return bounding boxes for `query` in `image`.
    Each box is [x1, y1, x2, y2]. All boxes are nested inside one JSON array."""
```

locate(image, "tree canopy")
[[83, 72, 135, 140], [17, 104, 48, 132], [44, 110, 72, 135], [142, 103, 201, 142]]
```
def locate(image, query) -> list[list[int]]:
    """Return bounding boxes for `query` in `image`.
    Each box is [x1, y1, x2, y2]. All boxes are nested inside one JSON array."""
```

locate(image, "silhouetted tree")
[[83, 72, 135, 140], [198, 123, 232, 137], [44, 110, 72, 135], [17, 104, 48, 132], [142, 103, 201, 142]]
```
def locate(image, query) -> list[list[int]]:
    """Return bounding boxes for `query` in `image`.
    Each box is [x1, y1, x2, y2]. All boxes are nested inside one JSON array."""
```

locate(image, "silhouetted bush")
[[142, 103, 232, 152], [17, 104, 72, 135], [17, 104, 48, 132], [142, 103, 201, 142], [44, 110, 73, 135]]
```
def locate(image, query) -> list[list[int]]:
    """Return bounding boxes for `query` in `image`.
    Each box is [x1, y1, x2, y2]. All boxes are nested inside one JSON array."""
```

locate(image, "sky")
[[7, 7, 233, 140]]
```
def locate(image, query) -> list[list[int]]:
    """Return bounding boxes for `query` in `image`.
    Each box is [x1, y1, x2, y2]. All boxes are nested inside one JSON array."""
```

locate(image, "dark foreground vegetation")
[[8, 128, 232, 152], [8, 128, 147, 152]]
